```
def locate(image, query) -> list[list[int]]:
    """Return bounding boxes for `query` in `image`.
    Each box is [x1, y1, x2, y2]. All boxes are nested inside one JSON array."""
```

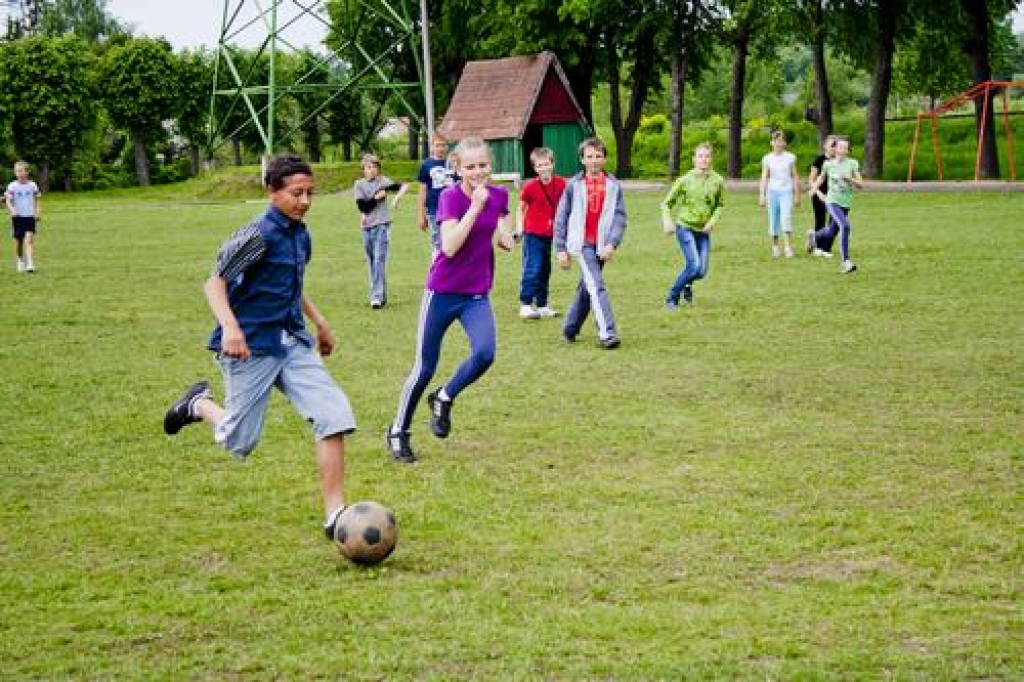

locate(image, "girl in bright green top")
[[660, 142, 725, 309], [809, 136, 863, 274]]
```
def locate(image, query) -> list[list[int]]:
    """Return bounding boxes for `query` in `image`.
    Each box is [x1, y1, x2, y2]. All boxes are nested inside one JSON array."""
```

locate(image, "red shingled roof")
[[438, 51, 587, 141]]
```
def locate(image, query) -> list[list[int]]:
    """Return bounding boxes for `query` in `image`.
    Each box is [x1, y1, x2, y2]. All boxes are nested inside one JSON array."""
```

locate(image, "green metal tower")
[[209, 0, 427, 162]]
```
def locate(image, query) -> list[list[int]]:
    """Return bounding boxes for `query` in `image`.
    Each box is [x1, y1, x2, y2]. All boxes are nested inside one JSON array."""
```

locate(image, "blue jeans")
[[519, 233, 553, 307], [362, 224, 390, 303], [668, 226, 710, 302], [392, 291, 496, 433]]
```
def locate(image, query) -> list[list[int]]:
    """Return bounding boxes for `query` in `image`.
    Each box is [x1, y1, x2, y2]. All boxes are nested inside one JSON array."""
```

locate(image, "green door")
[[543, 123, 587, 177]]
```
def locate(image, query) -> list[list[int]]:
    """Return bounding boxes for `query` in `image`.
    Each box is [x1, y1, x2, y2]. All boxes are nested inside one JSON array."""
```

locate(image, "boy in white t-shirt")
[[5, 161, 41, 273], [758, 131, 800, 258]]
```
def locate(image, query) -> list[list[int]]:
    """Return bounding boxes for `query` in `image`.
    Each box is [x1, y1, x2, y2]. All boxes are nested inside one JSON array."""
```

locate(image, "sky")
[[105, 0, 330, 50], [107, 1, 1022, 51]]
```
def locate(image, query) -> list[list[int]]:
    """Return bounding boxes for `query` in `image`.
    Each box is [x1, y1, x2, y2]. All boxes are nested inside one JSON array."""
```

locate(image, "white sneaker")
[[519, 304, 540, 320], [813, 248, 833, 259], [16, 259, 25, 272], [784, 245, 794, 258], [841, 260, 857, 274], [25, 261, 34, 273], [536, 306, 560, 318], [772, 245, 781, 258]]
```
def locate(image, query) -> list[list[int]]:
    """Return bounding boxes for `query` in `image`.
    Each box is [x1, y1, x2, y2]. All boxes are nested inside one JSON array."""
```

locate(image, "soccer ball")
[[334, 501, 397, 566]]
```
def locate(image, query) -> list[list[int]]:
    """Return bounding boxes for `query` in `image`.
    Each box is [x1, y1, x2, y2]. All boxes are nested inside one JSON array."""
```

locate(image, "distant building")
[[438, 51, 591, 179]]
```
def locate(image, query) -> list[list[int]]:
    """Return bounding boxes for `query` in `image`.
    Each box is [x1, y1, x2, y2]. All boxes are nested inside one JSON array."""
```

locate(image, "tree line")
[[1, 0, 1021, 190]]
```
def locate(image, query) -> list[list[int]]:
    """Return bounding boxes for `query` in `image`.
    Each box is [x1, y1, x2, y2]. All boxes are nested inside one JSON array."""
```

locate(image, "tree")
[[36, 0, 124, 42], [175, 48, 215, 175], [97, 37, 181, 185], [663, 0, 717, 178], [716, 0, 777, 178], [0, 36, 96, 190]]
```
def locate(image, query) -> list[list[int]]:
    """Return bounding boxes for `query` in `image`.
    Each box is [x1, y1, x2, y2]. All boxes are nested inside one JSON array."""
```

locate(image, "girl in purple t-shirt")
[[387, 137, 516, 463]]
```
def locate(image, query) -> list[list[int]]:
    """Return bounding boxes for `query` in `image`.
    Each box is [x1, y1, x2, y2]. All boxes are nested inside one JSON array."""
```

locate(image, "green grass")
[[1, 185, 1021, 680]]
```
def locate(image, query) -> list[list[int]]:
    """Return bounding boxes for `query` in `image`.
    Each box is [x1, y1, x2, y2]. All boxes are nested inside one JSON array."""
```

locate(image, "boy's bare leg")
[[193, 397, 225, 427], [23, 233, 33, 267], [317, 434, 346, 517]]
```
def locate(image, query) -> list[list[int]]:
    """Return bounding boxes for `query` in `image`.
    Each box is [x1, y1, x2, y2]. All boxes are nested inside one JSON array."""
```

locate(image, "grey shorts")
[[214, 340, 356, 458]]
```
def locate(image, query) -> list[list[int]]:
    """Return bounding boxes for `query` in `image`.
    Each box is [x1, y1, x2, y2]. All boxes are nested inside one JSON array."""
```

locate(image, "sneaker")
[[323, 506, 347, 541], [519, 304, 540, 320], [682, 285, 694, 304], [772, 245, 781, 258], [386, 429, 418, 464], [163, 380, 211, 435], [426, 389, 452, 438], [15, 259, 24, 273], [370, 299, 383, 309], [536, 306, 560, 318], [562, 331, 577, 343], [600, 336, 621, 349], [784, 245, 794, 259], [25, 262, 35, 273], [665, 299, 679, 312], [841, 260, 858, 274], [805, 230, 816, 254], [813, 248, 833, 259]]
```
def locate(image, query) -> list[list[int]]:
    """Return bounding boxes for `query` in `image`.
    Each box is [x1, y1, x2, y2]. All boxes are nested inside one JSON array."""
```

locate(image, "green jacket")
[[661, 169, 725, 229]]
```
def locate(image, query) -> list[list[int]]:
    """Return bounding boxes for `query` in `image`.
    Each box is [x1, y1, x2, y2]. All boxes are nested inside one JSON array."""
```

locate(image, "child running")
[[809, 136, 863, 273], [5, 160, 41, 273], [806, 134, 837, 257], [553, 137, 627, 348], [515, 147, 566, 319], [353, 153, 407, 308], [660, 142, 725, 309], [386, 137, 516, 464], [163, 155, 357, 545], [758, 130, 800, 258]]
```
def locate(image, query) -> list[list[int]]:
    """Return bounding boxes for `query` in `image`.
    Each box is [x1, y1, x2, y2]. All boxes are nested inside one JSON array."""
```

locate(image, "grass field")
[[1, 183, 1021, 680]]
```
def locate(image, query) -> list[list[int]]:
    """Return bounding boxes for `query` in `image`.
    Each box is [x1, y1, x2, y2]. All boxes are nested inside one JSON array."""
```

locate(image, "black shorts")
[[11, 216, 36, 240]]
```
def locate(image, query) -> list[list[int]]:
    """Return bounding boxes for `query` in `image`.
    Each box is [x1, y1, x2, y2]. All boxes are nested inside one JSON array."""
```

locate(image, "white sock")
[[324, 506, 345, 528], [438, 388, 452, 402]]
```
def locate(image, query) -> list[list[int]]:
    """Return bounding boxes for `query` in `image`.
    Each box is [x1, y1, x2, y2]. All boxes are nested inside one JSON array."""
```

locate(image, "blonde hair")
[[530, 147, 554, 164], [694, 141, 713, 155], [14, 160, 30, 172], [360, 153, 380, 169], [453, 136, 491, 162]]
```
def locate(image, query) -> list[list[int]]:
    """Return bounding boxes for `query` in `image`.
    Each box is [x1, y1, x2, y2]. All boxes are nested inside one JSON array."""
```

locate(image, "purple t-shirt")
[[427, 184, 509, 295]]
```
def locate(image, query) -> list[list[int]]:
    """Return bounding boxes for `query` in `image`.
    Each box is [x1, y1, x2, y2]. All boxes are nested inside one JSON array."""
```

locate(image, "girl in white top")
[[758, 130, 800, 258]]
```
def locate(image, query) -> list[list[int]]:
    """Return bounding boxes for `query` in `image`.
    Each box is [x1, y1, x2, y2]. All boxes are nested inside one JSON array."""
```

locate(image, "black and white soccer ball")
[[334, 501, 397, 566]]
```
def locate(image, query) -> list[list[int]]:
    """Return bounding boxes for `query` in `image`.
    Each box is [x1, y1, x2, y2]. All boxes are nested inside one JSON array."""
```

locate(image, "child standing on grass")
[[660, 142, 725, 310], [809, 136, 863, 274], [759, 130, 800, 258], [515, 147, 566, 320], [386, 137, 516, 464], [354, 153, 407, 309], [5, 160, 41, 273], [554, 137, 627, 349], [163, 155, 357, 545], [806, 134, 837, 257], [417, 134, 457, 250]]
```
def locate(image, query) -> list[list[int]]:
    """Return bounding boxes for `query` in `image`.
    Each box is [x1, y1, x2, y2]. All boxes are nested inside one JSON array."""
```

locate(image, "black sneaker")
[[386, 429, 418, 464], [323, 506, 347, 541], [600, 336, 621, 350], [426, 389, 452, 438], [682, 285, 693, 304], [163, 380, 211, 435]]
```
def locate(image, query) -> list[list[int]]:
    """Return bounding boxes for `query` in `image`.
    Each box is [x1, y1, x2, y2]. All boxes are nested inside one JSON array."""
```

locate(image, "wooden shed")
[[437, 51, 591, 180]]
